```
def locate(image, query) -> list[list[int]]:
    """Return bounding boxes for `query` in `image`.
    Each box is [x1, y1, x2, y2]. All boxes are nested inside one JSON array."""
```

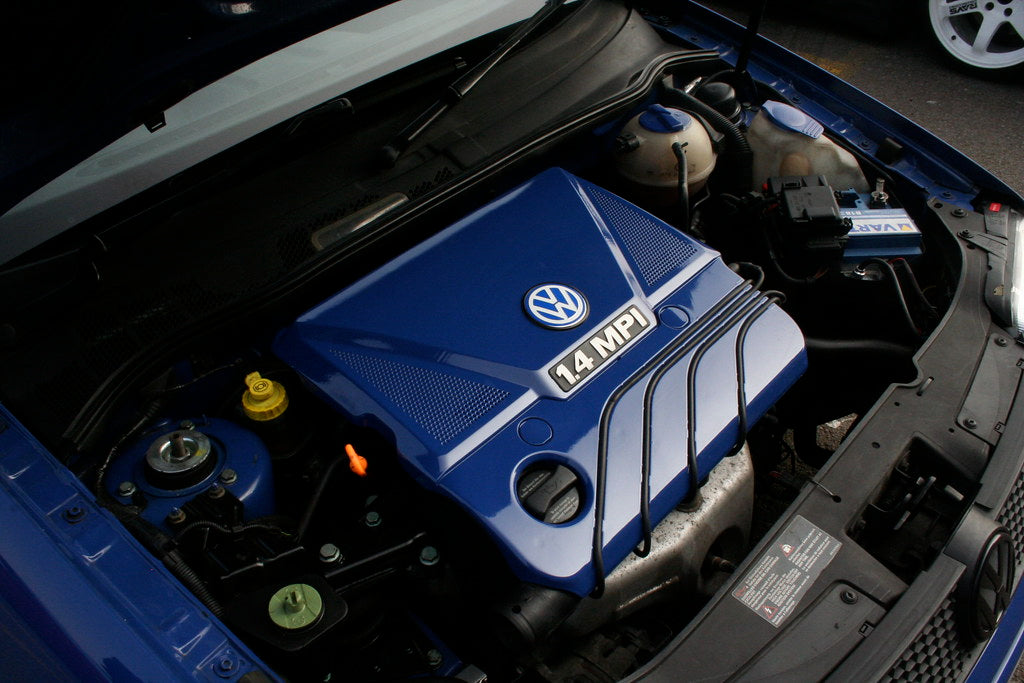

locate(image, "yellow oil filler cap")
[[242, 372, 289, 421]]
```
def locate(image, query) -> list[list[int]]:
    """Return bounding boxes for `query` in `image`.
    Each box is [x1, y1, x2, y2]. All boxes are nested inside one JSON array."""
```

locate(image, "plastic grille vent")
[[880, 597, 970, 683], [998, 471, 1024, 566], [332, 350, 508, 445], [584, 186, 697, 288]]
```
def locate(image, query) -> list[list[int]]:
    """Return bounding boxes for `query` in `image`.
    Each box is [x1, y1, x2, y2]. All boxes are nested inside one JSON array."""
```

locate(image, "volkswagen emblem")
[[957, 527, 1015, 644], [524, 283, 588, 330]]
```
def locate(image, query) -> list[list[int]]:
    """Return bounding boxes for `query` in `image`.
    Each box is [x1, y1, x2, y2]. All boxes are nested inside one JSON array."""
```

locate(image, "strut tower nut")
[[144, 429, 214, 489]]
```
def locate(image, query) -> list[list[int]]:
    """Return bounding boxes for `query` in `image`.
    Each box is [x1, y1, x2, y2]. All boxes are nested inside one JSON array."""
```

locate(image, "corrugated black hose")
[[661, 81, 752, 193], [123, 515, 225, 618]]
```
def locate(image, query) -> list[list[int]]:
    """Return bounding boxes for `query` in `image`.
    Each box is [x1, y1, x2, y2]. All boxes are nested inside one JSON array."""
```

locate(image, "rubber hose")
[[662, 84, 752, 191], [296, 456, 345, 541], [804, 337, 916, 357], [672, 141, 689, 229], [861, 257, 922, 338]]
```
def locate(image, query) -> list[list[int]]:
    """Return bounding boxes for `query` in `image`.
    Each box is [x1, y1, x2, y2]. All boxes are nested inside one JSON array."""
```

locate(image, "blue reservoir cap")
[[638, 104, 692, 133], [761, 100, 823, 139]]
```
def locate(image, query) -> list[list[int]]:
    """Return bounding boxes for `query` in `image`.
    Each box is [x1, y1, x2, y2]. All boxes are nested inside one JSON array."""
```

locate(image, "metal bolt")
[[859, 140, 871, 149], [63, 506, 86, 523], [426, 648, 443, 669], [958, 229, 974, 239], [965, 418, 979, 429], [319, 543, 342, 564], [170, 432, 189, 461], [167, 508, 186, 525], [419, 546, 440, 566], [218, 468, 238, 485], [179, 419, 196, 430], [870, 178, 889, 208], [217, 658, 235, 673], [942, 191, 955, 199], [117, 481, 137, 497], [952, 207, 967, 218], [364, 511, 381, 527], [840, 589, 858, 604], [208, 483, 225, 499], [997, 337, 1009, 347]]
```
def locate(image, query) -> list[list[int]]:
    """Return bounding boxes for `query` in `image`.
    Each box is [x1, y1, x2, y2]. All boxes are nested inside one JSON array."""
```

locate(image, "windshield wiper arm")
[[379, 0, 567, 168]]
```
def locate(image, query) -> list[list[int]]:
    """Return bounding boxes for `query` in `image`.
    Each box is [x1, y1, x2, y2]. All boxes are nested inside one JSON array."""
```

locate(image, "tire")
[[927, 0, 1024, 72]]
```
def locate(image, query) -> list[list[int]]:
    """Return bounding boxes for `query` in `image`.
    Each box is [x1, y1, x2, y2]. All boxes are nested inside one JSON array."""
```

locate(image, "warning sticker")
[[731, 515, 842, 628]]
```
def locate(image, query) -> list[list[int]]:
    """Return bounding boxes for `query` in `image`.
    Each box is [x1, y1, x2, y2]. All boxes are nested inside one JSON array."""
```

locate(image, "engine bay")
[[0, 2, 988, 681]]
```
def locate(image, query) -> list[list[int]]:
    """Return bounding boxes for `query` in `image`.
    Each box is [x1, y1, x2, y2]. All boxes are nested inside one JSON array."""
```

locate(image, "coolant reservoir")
[[747, 101, 869, 192], [615, 104, 716, 203]]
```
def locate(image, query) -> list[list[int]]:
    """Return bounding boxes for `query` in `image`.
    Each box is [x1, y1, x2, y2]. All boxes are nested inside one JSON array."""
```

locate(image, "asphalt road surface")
[[700, 0, 1024, 196], [698, 1, 1024, 680]]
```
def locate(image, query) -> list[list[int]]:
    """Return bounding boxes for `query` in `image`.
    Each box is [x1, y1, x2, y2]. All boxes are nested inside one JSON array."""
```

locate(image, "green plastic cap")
[[268, 583, 323, 630]]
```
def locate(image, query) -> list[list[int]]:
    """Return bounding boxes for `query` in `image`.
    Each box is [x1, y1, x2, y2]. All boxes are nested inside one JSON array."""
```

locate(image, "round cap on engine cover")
[[517, 462, 583, 525], [242, 371, 289, 421]]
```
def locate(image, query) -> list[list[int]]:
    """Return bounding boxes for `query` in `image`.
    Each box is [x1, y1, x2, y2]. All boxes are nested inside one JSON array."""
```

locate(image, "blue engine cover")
[[274, 169, 806, 596]]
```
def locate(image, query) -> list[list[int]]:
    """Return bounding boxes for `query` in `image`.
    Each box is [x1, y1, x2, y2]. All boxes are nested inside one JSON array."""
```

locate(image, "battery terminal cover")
[[242, 372, 289, 422]]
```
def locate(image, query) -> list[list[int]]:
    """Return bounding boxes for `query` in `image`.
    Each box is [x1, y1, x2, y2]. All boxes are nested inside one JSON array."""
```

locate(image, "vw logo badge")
[[524, 283, 588, 329], [957, 527, 1015, 643]]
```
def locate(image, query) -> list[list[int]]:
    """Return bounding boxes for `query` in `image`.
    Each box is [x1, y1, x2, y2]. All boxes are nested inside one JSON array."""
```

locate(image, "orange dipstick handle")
[[345, 443, 368, 477]]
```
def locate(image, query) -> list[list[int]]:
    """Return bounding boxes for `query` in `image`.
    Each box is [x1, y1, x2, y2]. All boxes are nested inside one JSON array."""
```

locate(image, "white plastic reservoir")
[[747, 101, 869, 192], [615, 105, 717, 199]]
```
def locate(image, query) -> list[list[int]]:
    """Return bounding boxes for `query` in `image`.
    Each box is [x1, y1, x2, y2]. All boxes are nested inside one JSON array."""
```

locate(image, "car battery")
[[836, 188, 923, 266]]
